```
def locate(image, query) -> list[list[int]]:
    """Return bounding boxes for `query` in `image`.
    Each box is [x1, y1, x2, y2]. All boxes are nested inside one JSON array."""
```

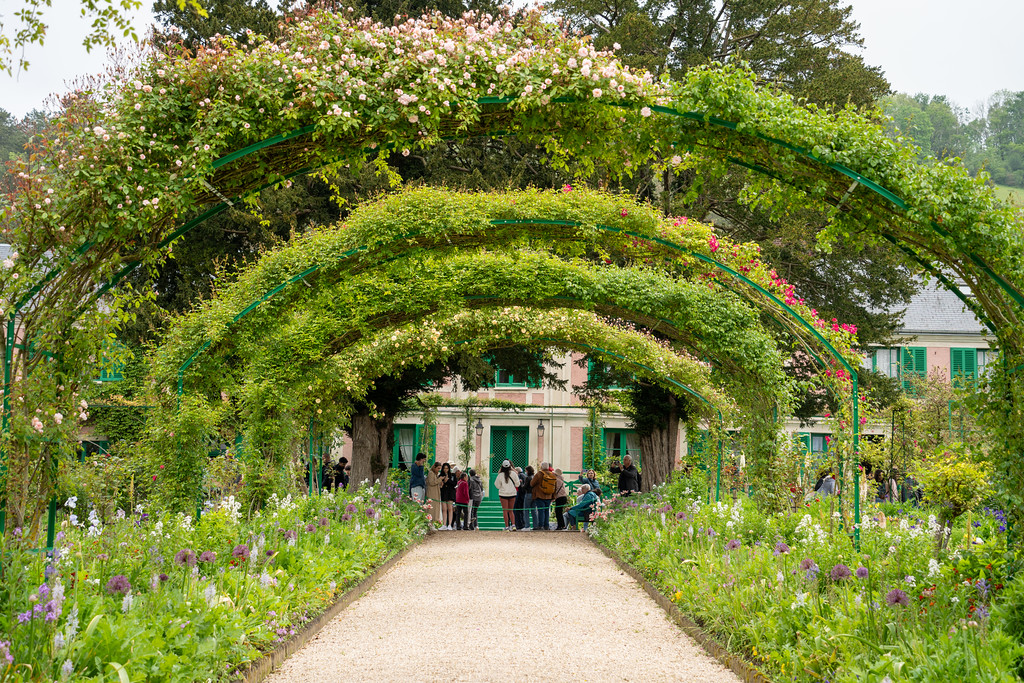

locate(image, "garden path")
[[264, 531, 740, 682]]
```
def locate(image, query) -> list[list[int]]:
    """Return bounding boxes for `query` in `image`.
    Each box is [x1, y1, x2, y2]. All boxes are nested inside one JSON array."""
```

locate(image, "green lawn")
[[994, 184, 1024, 206]]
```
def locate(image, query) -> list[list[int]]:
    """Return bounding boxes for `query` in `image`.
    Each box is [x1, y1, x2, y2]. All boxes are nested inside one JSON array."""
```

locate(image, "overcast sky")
[[3, 0, 1023, 118]]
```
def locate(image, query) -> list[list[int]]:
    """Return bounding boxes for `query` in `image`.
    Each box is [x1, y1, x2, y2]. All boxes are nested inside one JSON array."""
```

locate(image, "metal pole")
[[715, 414, 723, 503], [852, 374, 860, 551], [1, 316, 14, 532], [46, 497, 56, 550]]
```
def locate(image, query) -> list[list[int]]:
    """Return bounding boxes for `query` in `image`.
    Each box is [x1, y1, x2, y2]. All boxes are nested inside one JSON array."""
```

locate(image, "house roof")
[[898, 281, 986, 335]]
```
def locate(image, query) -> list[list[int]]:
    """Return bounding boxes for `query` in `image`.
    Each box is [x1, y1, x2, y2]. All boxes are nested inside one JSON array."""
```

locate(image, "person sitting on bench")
[[564, 484, 599, 530]]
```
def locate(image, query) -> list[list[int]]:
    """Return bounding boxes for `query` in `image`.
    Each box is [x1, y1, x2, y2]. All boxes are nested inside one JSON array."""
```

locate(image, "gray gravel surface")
[[264, 531, 741, 682]]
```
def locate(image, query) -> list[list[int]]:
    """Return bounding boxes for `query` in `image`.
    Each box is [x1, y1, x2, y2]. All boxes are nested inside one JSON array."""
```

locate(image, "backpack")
[[538, 470, 557, 498]]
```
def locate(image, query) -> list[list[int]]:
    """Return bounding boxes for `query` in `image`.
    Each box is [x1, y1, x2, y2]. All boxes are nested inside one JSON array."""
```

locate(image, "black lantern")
[[475, 419, 484, 436], [537, 419, 545, 437]]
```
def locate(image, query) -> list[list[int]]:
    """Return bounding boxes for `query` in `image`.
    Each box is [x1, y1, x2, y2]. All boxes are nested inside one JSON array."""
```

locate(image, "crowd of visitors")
[[494, 459, 602, 531]]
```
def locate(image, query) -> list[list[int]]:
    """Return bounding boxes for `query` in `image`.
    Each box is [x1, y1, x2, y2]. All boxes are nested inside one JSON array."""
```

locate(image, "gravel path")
[[265, 531, 741, 682]]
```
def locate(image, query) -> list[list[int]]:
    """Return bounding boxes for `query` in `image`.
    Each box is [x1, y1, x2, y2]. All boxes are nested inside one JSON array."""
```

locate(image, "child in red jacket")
[[454, 471, 471, 530]]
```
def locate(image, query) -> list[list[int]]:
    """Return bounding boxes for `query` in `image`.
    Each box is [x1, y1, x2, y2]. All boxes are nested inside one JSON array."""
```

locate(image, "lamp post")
[[537, 419, 546, 463], [475, 418, 484, 469], [475, 419, 483, 436]]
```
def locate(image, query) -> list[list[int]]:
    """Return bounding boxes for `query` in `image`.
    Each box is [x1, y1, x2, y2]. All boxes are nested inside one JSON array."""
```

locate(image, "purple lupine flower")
[[231, 544, 250, 561], [38, 584, 50, 598], [974, 605, 990, 620], [885, 589, 910, 607], [976, 578, 989, 598], [725, 539, 741, 551], [198, 551, 217, 563], [16, 610, 31, 624], [105, 575, 131, 595], [173, 549, 197, 567], [0, 640, 12, 664], [830, 564, 852, 581], [773, 541, 790, 556], [855, 566, 869, 579], [44, 565, 56, 580]]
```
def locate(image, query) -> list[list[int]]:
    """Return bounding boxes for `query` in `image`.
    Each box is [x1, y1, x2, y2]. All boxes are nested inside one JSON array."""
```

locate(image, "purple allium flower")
[[365, 507, 376, 518], [305, 523, 316, 533], [773, 541, 790, 556], [96, 553, 109, 562], [885, 589, 910, 607], [855, 566, 869, 580], [318, 517, 329, 527], [705, 528, 717, 538], [231, 544, 250, 561], [341, 513, 352, 522], [830, 564, 852, 581], [198, 551, 217, 563], [675, 511, 687, 520], [173, 549, 197, 567], [345, 504, 357, 513], [799, 558, 816, 571], [158, 573, 169, 582], [725, 539, 741, 551], [105, 575, 131, 595], [284, 530, 297, 541]]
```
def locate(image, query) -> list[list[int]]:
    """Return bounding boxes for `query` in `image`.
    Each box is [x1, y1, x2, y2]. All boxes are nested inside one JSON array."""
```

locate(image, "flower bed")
[[0, 482, 427, 682], [592, 477, 1022, 682]]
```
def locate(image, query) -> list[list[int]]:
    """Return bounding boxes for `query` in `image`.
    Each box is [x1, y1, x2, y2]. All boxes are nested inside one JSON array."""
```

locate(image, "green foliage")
[[594, 477, 1024, 682], [994, 570, 1024, 677], [916, 444, 992, 530], [0, 482, 426, 681]]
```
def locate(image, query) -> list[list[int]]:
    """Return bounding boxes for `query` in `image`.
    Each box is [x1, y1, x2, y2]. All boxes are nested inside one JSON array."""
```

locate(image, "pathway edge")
[[591, 537, 772, 683], [235, 534, 427, 683]]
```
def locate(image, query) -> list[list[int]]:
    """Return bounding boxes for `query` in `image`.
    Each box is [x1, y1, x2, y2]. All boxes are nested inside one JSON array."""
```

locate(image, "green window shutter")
[[798, 433, 811, 453], [950, 348, 977, 388], [901, 347, 926, 391]]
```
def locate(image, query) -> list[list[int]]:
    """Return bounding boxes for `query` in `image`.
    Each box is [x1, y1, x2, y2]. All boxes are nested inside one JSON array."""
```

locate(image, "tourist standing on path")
[[333, 457, 350, 491], [468, 468, 483, 530], [552, 469, 569, 530], [454, 471, 471, 530], [320, 456, 335, 491], [609, 455, 640, 495], [440, 462, 456, 530], [531, 462, 557, 530], [425, 462, 442, 528], [495, 459, 520, 530], [410, 453, 427, 503], [565, 484, 599, 530], [519, 466, 535, 531]]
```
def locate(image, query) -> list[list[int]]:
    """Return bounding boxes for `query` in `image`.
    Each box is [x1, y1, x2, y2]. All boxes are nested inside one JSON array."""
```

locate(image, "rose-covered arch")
[[152, 306, 735, 505], [4, 9, 1024, 531]]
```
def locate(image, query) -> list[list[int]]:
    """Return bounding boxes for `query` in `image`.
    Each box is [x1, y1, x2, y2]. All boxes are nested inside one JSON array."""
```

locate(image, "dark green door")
[[488, 426, 529, 497]]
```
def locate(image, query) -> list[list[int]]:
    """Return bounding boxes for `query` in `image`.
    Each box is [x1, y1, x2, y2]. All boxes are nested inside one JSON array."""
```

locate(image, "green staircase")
[[476, 498, 508, 530]]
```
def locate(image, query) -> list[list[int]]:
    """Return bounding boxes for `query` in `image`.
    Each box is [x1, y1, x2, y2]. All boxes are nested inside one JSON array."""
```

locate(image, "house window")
[[810, 434, 829, 453], [866, 348, 901, 378], [977, 349, 995, 379], [587, 359, 627, 389], [494, 368, 528, 388], [604, 429, 641, 467]]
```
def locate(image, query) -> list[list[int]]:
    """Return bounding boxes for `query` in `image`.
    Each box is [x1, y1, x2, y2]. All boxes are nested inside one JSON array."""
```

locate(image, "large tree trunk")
[[638, 395, 679, 492], [349, 411, 394, 488]]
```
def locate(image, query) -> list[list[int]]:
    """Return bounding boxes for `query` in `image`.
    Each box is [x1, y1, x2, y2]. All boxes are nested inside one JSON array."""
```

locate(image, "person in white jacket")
[[494, 459, 520, 531]]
